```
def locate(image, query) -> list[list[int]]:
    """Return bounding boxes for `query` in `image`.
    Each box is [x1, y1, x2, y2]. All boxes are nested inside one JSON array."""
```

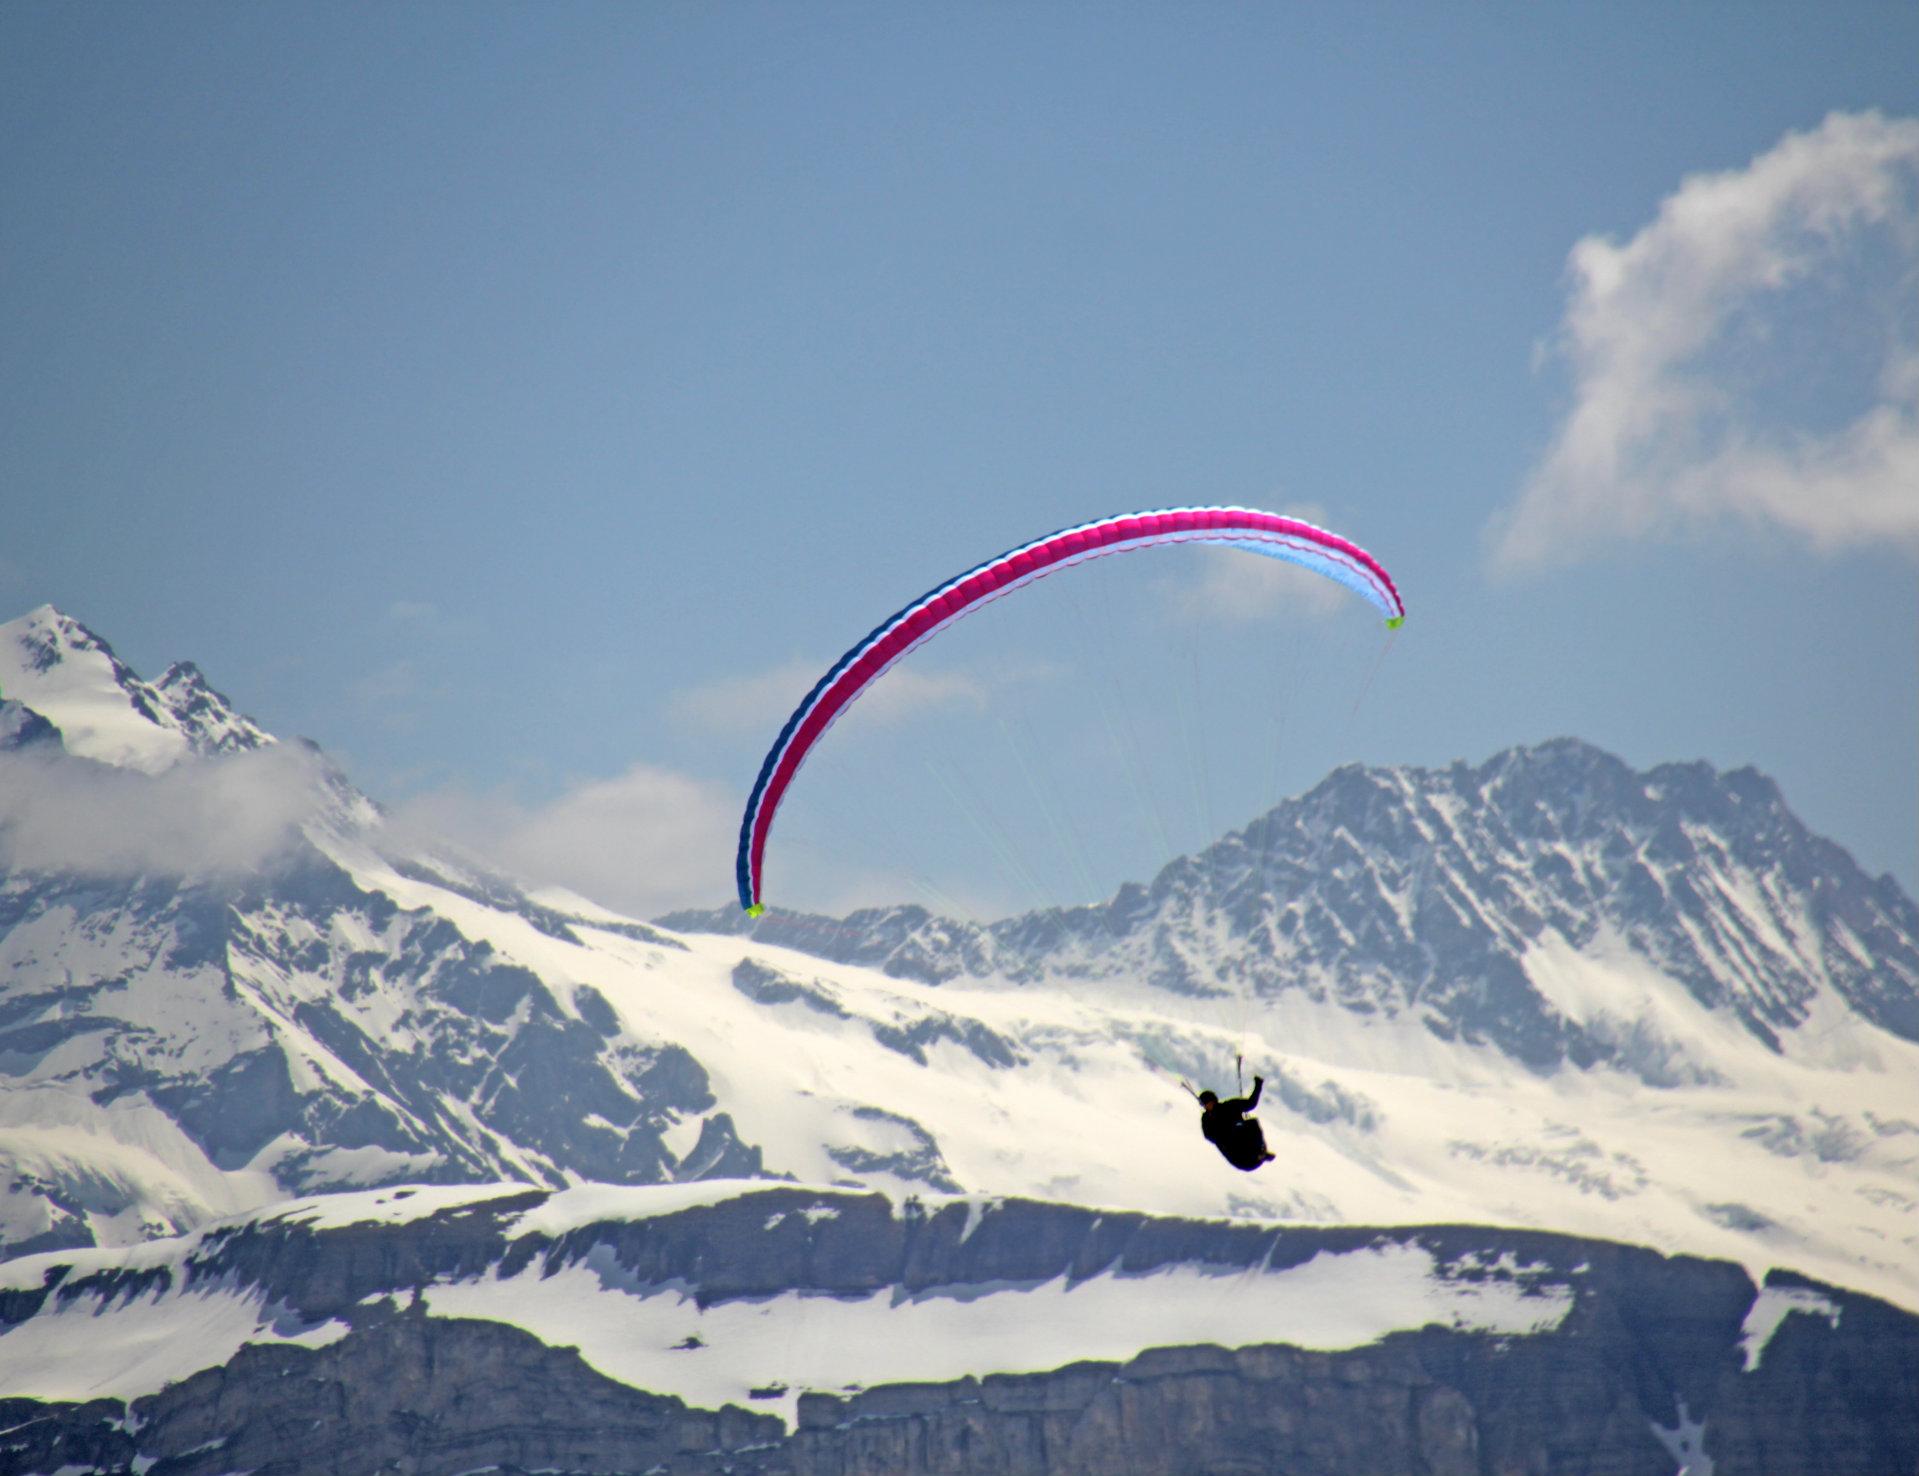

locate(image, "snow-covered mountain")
[[0, 607, 758, 1257], [1, 604, 1917, 1320], [2, 604, 1919, 1469]]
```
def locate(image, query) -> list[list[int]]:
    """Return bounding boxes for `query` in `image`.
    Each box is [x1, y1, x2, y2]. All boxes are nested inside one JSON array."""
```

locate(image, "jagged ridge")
[[668, 738, 1919, 1068]]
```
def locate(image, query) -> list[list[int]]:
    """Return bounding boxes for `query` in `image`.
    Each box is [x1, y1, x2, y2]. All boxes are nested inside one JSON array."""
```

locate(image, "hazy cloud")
[[1495, 110, 1919, 568], [391, 758, 961, 918], [0, 744, 324, 880], [352, 659, 419, 707], [409, 649, 1024, 917], [393, 761, 741, 917], [1166, 547, 1350, 623], [670, 657, 988, 738], [1164, 505, 1350, 622], [351, 657, 449, 736]]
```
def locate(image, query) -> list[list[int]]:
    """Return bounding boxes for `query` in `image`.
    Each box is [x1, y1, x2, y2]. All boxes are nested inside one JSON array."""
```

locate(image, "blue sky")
[[4, 4, 1916, 917]]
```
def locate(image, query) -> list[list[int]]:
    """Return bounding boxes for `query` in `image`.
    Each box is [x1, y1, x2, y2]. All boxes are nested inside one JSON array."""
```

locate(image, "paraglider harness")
[[1184, 1056, 1275, 1173]]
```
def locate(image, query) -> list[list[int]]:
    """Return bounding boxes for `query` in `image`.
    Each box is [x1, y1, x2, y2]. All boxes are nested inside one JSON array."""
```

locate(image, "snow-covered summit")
[[0, 605, 272, 771]]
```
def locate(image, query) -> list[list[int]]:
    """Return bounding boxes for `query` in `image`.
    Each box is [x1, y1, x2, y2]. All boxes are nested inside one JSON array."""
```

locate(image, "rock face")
[[0, 1185, 1913, 1475], [668, 738, 1919, 1071], [0, 1311, 781, 1476]]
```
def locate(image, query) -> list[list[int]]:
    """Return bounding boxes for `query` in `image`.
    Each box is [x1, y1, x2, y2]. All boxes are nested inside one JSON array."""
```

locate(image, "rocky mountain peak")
[[152, 656, 272, 755], [1, 604, 129, 682], [0, 605, 270, 769], [674, 736, 1919, 1072]]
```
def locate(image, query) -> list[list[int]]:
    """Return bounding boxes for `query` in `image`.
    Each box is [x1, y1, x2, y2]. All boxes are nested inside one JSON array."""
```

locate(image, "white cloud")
[[847, 664, 990, 725], [0, 745, 324, 880], [351, 657, 449, 736], [1166, 547, 1349, 623], [393, 762, 741, 918], [1495, 110, 1919, 568], [670, 657, 988, 738], [393, 761, 988, 920], [1163, 505, 1350, 623], [668, 659, 826, 737], [352, 659, 419, 707], [406, 649, 1033, 918]]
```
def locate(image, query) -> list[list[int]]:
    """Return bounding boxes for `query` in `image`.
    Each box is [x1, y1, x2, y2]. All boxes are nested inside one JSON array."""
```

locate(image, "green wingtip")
[[745, 903, 765, 918], [1386, 615, 1404, 630]]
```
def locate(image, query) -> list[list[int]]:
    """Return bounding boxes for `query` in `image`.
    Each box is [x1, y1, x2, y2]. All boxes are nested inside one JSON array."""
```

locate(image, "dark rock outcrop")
[[1, 1187, 1914, 1475]]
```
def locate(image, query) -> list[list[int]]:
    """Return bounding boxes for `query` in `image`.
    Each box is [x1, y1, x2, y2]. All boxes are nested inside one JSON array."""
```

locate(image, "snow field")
[[341, 856, 1919, 1313], [425, 1238, 1572, 1431], [0, 1274, 347, 1403]]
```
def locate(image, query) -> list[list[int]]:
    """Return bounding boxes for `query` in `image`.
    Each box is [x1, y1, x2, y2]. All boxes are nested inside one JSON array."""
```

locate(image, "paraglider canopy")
[[735, 506, 1404, 915]]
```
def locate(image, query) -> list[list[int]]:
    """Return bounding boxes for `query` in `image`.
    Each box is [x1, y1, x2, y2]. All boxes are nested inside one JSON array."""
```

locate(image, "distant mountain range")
[[670, 736, 1919, 1068], [1, 603, 1916, 1470]]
